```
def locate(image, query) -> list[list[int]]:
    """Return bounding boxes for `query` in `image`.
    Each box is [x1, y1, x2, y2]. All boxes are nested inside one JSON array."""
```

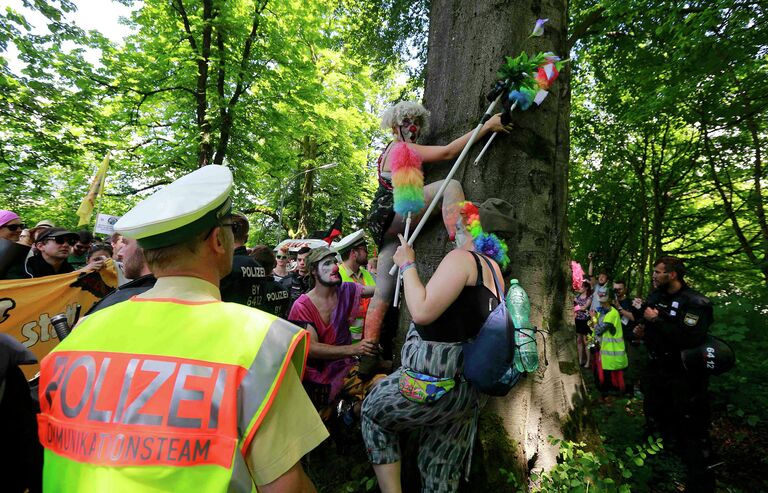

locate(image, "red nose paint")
[[409, 125, 417, 133]]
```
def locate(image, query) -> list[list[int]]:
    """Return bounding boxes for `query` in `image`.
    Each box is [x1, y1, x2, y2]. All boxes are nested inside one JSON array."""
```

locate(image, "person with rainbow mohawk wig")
[[362, 102, 513, 371], [361, 198, 517, 493]]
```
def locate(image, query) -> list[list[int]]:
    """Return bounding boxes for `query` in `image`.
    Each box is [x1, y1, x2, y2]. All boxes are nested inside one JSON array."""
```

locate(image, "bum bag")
[[398, 368, 457, 404]]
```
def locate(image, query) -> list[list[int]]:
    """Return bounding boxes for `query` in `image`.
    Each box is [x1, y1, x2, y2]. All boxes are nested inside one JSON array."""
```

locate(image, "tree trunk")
[[415, 0, 585, 481], [296, 136, 318, 237], [172, 0, 214, 168]]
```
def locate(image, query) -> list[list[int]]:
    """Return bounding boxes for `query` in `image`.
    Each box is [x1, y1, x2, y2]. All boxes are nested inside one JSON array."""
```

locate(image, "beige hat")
[[305, 245, 337, 267], [35, 220, 55, 228]]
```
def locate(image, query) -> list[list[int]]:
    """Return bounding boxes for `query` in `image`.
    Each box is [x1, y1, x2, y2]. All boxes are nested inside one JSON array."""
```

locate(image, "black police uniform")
[[281, 270, 311, 313], [643, 283, 714, 493], [220, 246, 290, 318]]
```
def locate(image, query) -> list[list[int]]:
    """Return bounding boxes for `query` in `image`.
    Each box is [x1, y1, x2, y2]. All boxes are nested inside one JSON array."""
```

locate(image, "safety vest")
[[37, 298, 308, 493], [339, 263, 375, 342], [598, 307, 628, 370]]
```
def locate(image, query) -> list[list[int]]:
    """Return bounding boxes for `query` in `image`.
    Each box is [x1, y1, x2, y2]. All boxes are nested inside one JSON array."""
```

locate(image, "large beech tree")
[[409, 0, 581, 481]]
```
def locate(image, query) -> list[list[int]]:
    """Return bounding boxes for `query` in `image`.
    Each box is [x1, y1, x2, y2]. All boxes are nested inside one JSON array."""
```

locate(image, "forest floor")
[[305, 366, 768, 493], [580, 365, 768, 493]]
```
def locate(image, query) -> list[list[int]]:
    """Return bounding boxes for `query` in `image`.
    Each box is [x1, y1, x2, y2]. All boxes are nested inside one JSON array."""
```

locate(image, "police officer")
[[220, 214, 289, 318], [282, 246, 312, 311], [335, 230, 376, 343], [37, 166, 327, 492], [634, 256, 714, 493]]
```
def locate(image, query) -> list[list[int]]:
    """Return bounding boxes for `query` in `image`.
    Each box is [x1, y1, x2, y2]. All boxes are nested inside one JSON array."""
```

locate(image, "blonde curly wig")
[[380, 101, 430, 134]]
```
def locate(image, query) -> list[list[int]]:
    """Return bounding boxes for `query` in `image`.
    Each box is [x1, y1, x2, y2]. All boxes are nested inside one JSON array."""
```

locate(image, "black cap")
[[36, 228, 79, 244]]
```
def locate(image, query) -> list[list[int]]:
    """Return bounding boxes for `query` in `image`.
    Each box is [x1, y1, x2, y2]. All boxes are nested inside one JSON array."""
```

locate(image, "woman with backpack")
[[361, 198, 516, 493]]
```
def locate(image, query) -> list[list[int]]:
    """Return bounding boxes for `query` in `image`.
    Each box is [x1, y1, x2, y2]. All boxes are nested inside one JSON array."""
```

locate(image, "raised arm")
[[406, 114, 512, 163], [361, 284, 375, 298]]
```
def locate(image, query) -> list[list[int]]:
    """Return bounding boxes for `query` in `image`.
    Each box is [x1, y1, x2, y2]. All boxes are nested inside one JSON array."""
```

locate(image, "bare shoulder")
[[438, 249, 475, 279], [443, 248, 474, 264]]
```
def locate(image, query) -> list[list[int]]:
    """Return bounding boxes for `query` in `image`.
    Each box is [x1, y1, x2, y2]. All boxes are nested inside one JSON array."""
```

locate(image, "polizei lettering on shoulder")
[[266, 290, 288, 302], [38, 351, 241, 467], [240, 265, 266, 277]]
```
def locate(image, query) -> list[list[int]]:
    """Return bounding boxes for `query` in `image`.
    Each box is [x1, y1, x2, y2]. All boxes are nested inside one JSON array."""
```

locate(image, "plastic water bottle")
[[506, 279, 538, 372]]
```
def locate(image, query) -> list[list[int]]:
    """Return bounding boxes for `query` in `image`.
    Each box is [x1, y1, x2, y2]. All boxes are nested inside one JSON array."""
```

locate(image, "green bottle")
[[506, 279, 538, 372]]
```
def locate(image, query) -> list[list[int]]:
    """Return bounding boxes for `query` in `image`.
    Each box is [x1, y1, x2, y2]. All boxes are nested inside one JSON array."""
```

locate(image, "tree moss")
[[461, 410, 524, 491]]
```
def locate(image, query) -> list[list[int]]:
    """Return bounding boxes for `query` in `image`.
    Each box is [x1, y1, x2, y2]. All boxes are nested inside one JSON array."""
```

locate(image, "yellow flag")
[[76, 153, 110, 227]]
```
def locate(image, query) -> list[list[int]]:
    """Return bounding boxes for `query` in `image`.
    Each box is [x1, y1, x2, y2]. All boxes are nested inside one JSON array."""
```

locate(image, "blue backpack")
[[462, 254, 522, 396]]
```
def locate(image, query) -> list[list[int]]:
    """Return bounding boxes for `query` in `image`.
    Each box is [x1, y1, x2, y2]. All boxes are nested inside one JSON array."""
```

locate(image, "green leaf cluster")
[[568, 0, 768, 291], [500, 435, 662, 492], [1, 0, 418, 242]]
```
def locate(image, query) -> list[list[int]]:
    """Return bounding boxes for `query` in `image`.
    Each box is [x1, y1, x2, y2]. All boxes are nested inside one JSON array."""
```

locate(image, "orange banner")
[[0, 262, 118, 378]]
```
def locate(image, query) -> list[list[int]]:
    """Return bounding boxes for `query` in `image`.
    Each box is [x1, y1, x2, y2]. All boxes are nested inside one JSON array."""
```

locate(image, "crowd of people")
[[573, 253, 716, 492], [0, 100, 718, 493]]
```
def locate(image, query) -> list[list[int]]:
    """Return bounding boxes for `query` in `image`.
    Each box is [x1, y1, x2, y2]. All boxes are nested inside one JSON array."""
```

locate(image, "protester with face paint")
[[288, 246, 379, 419], [364, 101, 514, 366]]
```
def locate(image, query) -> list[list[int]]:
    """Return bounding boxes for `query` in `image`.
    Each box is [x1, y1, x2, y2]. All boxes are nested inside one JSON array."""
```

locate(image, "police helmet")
[[680, 335, 735, 376]]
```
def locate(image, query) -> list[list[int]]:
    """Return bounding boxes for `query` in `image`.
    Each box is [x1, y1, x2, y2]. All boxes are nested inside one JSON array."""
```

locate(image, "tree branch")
[[568, 7, 606, 48], [105, 180, 172, 196]]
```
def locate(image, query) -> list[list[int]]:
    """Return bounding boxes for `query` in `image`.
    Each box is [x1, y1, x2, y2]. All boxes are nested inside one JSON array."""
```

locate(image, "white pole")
[[392, 212, 412, 306], [388, 93, 504, 276]]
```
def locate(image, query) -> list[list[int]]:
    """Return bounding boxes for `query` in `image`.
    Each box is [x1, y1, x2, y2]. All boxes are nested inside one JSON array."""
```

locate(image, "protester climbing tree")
[[412, 0, 583, 483]]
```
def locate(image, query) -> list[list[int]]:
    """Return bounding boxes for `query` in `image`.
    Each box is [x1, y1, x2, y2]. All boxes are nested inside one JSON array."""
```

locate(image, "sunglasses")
[[2, 223, 26, 231], [45, 237, 76, 246], [219, 222, 242, 234], [205, 220, 242, 240], [276, 255, 288, 260]]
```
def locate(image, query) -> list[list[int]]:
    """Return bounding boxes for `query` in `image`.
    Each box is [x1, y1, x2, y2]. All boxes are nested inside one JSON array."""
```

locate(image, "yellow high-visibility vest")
[[339, 264, 375, 341], [599, 307, 628, 370], [38, 298, 308, 492]]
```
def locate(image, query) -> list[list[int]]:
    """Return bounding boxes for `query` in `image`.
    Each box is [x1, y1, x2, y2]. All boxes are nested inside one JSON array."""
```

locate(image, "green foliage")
[[500, 435, 662, 492], [709, 287, 768, 426], [0, 0, 419, 242], [568, 0, 768, 291]]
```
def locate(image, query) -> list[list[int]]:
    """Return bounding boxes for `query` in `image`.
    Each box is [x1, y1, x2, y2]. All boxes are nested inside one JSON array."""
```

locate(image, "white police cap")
[[332, 229, 366, 254], [114, 165, 233, 249]]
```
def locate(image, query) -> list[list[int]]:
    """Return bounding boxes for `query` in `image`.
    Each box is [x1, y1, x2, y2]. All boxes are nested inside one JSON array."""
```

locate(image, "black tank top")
[[415, 252, 501, 343]]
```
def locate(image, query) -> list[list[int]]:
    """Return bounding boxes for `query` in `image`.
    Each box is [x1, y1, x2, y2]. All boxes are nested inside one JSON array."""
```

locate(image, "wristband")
[[400, 261, 416, 273]]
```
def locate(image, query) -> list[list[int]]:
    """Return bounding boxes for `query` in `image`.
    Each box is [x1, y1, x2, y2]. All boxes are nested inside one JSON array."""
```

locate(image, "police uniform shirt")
[[644, 284, 713, 364], [282, 271, 311, 310], [220, 246, 267, 307], [220, 247, 290, 317]]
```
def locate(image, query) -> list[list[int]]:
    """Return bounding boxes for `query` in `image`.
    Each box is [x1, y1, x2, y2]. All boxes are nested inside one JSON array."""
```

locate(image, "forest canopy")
[[1, 0, 765, 291]]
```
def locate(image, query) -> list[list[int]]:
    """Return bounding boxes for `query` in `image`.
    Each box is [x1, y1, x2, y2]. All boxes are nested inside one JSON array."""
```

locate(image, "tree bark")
[[173, 0, 214, 167], [296, 136, 318, 237], [416, 0, 584, 480]]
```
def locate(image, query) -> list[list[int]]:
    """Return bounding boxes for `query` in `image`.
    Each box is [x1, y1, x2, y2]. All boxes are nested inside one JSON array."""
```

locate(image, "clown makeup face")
[[397, 117, 421, 143], [454, 215, 470, 249], [315, 255, 341, 287]]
